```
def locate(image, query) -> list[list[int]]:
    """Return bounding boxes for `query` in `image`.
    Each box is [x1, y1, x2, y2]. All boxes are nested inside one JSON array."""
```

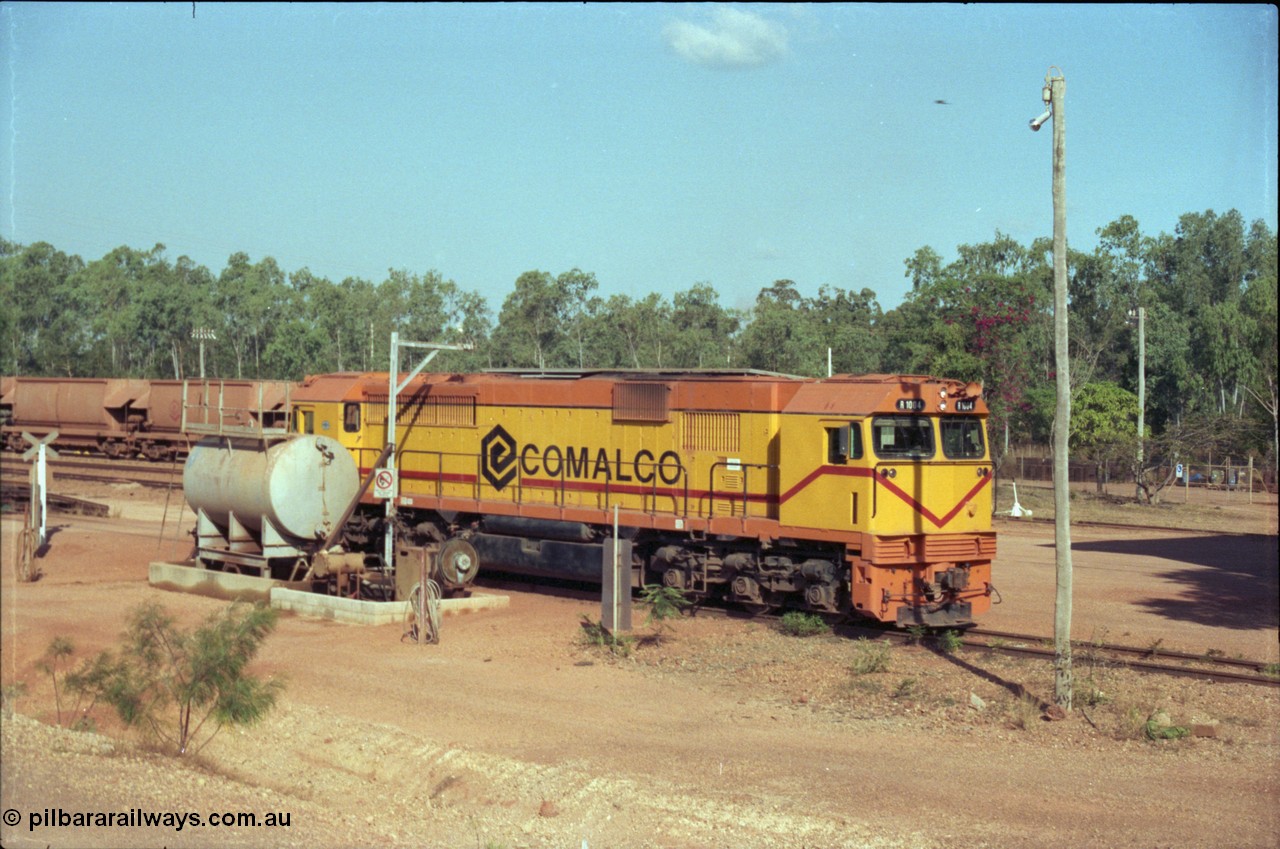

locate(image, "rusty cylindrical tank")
[[183, 434, 359, 544]]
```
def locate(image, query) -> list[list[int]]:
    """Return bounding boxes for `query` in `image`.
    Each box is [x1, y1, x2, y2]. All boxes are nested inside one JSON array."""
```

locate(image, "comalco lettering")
[[481, 426, 682, 491]]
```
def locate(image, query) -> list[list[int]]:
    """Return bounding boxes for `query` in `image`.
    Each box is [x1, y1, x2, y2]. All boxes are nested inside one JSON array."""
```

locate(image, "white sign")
[[1176, 463, 1184, 479], [373, 468, 398, 500]]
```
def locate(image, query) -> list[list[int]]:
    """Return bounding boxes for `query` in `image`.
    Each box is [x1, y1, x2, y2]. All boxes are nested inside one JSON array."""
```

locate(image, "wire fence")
[[1003, 450, 1276, 496]]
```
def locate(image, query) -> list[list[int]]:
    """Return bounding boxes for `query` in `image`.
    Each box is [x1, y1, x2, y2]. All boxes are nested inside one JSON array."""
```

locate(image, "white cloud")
[[663, 8, 789, 69]]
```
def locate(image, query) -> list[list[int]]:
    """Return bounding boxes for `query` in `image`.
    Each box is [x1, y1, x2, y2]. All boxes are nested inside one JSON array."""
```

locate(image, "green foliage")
[[639, 584, 691, 624], [90, 601, 283, 756], [738, 280, 882, 377], [36, 636, 75, 726], [638, 584, 692, 645], [578, 615, 634, 658], [1070, 382, 1143, 488], [1144, 719, 1191, 741], [849, 638, 892, 675], [778, 611, 830, 638], [936, 630, 963, 654], [1, 681, 28, 718]]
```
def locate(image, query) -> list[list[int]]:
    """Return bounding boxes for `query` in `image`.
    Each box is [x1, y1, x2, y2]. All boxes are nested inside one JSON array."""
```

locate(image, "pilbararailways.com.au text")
[[8, 807, 292, 832]]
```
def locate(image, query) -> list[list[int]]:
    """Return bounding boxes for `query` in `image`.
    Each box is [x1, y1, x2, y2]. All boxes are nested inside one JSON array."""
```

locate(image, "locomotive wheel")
[[437, 538, 479, 588]]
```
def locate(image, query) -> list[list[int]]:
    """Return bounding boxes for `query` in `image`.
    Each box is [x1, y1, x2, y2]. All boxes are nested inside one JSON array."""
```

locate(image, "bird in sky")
[[934, 99, 949, 105]]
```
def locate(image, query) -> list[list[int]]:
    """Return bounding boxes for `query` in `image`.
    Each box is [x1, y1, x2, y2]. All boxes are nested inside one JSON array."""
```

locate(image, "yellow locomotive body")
[[290, 370, 996, 627]]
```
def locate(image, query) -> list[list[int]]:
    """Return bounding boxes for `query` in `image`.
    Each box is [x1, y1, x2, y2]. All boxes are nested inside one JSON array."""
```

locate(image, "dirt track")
[[1, 486, 1278, 849]]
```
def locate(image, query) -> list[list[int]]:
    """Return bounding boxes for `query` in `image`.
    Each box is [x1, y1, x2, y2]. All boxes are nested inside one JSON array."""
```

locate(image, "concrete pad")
[[270, 587, 508, 625], [149, 560, 310, 602], [149, 560, 508, 625]]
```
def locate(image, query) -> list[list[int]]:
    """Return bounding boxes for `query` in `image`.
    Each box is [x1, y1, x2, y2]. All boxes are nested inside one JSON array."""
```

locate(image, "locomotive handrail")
[[706, 460, 776, 522], [181, 379, 293, 441], [321, 442, 393, 551]]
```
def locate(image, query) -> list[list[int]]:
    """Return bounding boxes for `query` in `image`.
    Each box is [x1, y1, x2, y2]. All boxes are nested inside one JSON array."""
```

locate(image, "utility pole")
[[1130, 306, 1146, 499], [1031, 67, 1072, 711]]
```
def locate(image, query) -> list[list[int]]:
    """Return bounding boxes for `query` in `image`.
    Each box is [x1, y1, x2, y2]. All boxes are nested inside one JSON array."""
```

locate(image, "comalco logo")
[[480, 425, 519, 490], [479, 424, 685, 492]]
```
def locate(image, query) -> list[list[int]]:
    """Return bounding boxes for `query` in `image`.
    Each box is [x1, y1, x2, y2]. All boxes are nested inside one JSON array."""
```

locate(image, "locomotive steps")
[[147, 560, 509, 626]]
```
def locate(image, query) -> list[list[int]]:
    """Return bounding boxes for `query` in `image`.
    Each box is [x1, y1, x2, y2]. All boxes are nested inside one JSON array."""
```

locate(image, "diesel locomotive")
[[269, 369, 997, 627]]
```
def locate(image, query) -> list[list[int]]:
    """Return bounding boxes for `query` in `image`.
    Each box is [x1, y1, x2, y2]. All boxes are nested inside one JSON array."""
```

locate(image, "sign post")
[[373, 468, 398, 501], [21, 431, 59, 547], [602, 505, 632, 634]]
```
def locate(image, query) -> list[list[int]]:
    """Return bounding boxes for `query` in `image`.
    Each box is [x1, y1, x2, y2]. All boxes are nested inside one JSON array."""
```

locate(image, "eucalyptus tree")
[[492, 270, 564, 369], [738, 279, 822, 376], [2, 240, 86, 375], [593, 292, 673, 369], [669, 283, 738, 369], [214, 253, 288, 379]]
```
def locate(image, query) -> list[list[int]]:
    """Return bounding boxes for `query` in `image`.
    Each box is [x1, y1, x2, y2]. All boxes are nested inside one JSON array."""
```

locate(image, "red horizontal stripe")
[[363, 463, 991, 529]]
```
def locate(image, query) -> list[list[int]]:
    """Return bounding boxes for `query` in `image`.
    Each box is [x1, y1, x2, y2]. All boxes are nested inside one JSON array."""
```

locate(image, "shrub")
[[639, 584, 691, 644], [849, 638, 891, 675], [779, 611, 830, 638], [36, 636, 75, 726], [578, 615, 634, 658], [91, 601, 283, 756], [936, 629, 963, 654]]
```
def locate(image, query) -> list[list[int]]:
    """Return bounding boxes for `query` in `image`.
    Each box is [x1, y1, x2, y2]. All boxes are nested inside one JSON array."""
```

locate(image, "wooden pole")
[[1046, 70, 1073, 712]]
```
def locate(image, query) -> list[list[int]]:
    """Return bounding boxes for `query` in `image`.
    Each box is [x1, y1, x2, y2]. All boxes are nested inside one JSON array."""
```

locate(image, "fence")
[[1004, 450, 1275, 496]]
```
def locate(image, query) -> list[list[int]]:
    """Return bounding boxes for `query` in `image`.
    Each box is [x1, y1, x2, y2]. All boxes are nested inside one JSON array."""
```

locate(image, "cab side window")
[[292, 408, 315, 434], [826, 422, 864, 464], [343, 403, 361, 433]]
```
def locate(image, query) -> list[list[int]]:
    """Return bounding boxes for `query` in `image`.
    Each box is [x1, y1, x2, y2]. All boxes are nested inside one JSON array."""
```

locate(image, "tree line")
[[2, 207, 1276, 485]]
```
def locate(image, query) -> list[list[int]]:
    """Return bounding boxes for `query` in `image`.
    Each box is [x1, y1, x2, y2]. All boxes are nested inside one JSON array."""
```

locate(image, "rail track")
[[0, 454, 184, 490], [474, 568, 1280, 688], [839, 623, 1280, 688]]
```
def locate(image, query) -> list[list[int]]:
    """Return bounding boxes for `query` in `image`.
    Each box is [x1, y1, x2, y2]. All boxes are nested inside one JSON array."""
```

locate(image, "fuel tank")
[[183, 434, 359, 543]]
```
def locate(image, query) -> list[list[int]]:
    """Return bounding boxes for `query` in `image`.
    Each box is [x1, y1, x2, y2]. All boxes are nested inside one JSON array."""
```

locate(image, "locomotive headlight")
[[938, 401, 947, 411]]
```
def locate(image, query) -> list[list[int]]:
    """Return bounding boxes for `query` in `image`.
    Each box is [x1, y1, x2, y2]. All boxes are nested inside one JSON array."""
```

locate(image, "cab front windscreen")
[[871, 415, 934, 460]]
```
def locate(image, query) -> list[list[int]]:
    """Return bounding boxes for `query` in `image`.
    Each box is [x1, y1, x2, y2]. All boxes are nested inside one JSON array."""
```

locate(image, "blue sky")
[[3, 3, 1276, 313]]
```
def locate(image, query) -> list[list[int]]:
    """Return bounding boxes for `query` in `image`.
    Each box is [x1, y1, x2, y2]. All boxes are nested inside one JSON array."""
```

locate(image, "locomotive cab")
[[777, 377, 996, 627]]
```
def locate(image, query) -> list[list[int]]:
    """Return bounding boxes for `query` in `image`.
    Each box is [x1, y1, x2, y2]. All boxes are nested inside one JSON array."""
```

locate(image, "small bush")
[[892, 678, 917, 700], [2, 681, 28, 717], [1145, 719, 1191, 741], [936, 630, 963, 654], [1008, 693, 1041, 730], [578, 615, 634, 658], [849, 639, 892, 675], [639, 584, 691, 623], [638, 584, 691, 644], [779, 611, 829, 638], [36, 636, 75, 726], [94, 601, 283, 756]]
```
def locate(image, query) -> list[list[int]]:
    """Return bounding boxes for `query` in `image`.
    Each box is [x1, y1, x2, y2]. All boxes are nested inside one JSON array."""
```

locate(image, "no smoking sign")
[[373, 468, 398, 499]]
